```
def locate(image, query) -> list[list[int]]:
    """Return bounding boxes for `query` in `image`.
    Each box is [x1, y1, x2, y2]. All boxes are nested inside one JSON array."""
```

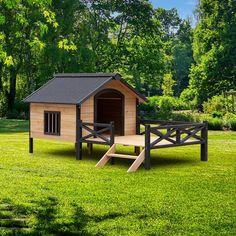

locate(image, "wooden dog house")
[[24, 73, 208, 172], [24, 73, 146, 140]]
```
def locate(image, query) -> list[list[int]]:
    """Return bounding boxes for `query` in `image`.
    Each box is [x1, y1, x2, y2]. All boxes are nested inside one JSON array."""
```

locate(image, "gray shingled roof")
[[24, 73, 146, 104]]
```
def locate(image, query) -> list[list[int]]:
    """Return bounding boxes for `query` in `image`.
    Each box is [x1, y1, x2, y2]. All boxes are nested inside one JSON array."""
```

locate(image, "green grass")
[[0, 119, 235, 235]]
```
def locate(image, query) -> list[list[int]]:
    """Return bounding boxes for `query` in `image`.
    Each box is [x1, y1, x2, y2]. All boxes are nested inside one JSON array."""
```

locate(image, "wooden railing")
[[79, 121, 115, 146], [142, 120, 208, 169]]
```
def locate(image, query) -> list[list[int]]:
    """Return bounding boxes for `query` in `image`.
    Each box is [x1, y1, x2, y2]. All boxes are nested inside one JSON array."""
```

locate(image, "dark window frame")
[[44, 111, 61, 136]]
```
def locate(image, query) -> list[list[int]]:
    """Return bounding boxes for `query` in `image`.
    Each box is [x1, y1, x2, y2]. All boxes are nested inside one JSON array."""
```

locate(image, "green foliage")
[[171, 112, 195, 122], [0, 0, 58, 114], [203, 95, 227, 117], [0, 1, 195, 117], [207, 117, 224, 131], [140, 96, 191, 120], [229, 119, 236, 131], [0, 119, 235, 235], [224, 113, 236, 131], [161, 73, 176, 96], [158, 96, 174, 117], [189, 0, 236, 106], [180, 87, 197, 109]]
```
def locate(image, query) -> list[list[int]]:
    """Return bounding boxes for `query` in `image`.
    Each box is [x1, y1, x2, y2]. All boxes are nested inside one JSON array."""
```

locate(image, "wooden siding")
[[30, 80, 139, 142], [30, 103, 76, 142], [80, 80, 137, 136]]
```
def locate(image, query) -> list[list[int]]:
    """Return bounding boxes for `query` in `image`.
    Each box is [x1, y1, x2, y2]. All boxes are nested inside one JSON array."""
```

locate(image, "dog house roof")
[[24, 73, 147, 105]]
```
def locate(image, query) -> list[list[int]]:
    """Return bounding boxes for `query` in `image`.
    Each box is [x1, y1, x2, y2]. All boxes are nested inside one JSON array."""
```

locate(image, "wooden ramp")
[[96, 144, 145, 173]]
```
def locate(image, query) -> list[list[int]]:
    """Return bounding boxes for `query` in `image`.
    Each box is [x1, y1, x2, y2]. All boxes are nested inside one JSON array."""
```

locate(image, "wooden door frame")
[[94, 89, 125, 136]]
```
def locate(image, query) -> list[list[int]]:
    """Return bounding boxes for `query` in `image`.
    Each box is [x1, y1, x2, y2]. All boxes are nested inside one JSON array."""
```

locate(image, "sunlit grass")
[[0, 119, 235, 235]]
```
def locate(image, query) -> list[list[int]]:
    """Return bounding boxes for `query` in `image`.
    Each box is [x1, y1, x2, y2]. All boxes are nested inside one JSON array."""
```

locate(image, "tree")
[[161, 73, 176, 96], [0, 0, 58, 114], [171, 20, 193, 95], [155, 9, 193, 96], [189, 0, 236, 107]]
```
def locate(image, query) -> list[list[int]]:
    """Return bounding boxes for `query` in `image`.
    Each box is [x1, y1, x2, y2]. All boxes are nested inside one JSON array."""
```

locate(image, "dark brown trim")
[[29, 103, 31, 139], [44, 111, 61, 136], [201, 121, 208, 161], [29, 103, 33, 153], [80, 121, 115, 146], [94, 88, 125, 136], [29, 137, 33, 153], [136, 98, 140, 134], [76, 105, 82, 160], [144, 124, 151, 170]]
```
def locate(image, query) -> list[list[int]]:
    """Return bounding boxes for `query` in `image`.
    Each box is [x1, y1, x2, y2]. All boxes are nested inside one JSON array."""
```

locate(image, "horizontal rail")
[[150, 122, 207, 130], [151, 140, 204, 149], [81, 122, 113, 128]]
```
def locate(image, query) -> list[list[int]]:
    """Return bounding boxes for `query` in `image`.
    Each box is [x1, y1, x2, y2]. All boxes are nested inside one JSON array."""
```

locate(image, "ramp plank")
[[127, 149, 145, 173]]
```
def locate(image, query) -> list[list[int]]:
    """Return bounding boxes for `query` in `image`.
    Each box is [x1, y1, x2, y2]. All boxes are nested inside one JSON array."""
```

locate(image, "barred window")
[[44, 111, 61, 135]]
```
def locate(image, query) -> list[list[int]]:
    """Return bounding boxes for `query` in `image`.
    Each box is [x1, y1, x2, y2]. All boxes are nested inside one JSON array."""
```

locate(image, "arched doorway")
[[94, 89, 124, 136]]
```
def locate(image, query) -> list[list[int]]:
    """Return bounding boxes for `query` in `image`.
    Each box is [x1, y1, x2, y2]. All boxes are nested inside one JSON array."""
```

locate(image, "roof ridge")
[[54, 73, 121, 78]]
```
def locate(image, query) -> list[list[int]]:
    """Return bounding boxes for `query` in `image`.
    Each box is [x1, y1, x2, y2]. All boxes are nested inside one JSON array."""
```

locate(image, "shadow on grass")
[[0, 119, 28, 133], [0, 196, 127, 236], [47, 145, 107, 161], [1, 196, 112, 235], [46, 144, 197, 170]]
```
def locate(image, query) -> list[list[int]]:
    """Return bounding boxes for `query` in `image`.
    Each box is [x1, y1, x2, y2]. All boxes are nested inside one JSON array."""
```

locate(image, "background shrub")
[[229, 119, 236, 131], [207, 117, 224, 130], [203, 95, 226, 117], [5, 102, 29, 120], [180, 88, 197, 110]]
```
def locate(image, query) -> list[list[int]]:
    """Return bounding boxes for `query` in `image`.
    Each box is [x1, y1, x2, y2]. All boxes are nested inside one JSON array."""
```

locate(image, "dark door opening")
[[94, 89, 124, 136]]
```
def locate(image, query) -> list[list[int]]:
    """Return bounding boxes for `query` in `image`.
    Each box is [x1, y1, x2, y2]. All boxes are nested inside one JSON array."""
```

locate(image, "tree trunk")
[[6, 68, 17, 113]]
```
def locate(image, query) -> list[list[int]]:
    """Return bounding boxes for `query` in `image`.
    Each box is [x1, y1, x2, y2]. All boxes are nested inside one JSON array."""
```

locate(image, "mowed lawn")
[[0, 119, 235, 235]]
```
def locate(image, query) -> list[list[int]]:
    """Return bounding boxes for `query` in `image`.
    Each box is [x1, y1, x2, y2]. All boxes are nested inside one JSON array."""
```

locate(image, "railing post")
[[76, 117, 82, 160], [134, 111, 141, 156], [176, 128, 181, 144], [110, 121, 115, 165], [29, 137, 33, 153], [136, 98, 140, 135], [110, 121, 115, 145], [201, 121, 208, 161], [144, 124, 151, 170], [29, 103, 33, 154]]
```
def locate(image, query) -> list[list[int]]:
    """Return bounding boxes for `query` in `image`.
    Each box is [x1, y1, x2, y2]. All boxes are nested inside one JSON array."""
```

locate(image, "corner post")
[[136, 98, 140, 135], [176, 128, 181, 144], [135, 99, 141, 155], [29, 103, 33, 154], [29, 137, 33, 153], [76, 105, 82, 160], [144, 124, 151, 170], [201, 121, 208, 161], [110, 121, 115, 165]]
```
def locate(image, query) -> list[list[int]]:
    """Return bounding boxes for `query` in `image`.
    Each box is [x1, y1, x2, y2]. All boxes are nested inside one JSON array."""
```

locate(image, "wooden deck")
[[87, 135, 193, 147], [78, 120, 208, 171]]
